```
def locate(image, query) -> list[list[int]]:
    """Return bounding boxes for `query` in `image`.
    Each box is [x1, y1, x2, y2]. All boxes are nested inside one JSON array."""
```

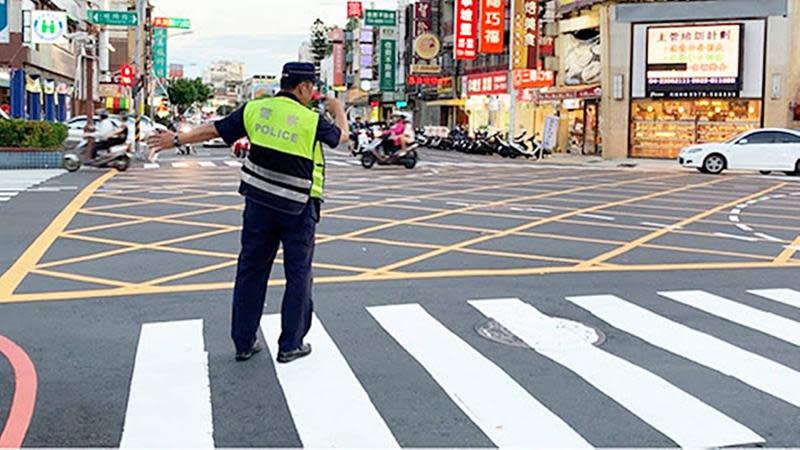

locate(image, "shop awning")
[[426, 98, 466, 107], [537, 84, 601, 101]]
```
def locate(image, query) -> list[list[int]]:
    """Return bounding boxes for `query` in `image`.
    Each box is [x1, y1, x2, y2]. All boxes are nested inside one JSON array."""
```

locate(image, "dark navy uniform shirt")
[[214, 92, 342, 216]]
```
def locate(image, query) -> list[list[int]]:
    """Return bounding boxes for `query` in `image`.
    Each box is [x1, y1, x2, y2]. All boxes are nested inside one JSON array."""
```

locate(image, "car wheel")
[[702, 154, 726, 175], [759, 170, 772, 175]]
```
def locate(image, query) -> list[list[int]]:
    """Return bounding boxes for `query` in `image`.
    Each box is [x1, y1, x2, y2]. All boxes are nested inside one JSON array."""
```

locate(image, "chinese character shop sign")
[[479, 0, 505, 54], [380, 39, 396, 92], [347, 1, 363, 18], [454, 0, 477, 60], [153, 28, 168, 78], [466, 71, 508, 95], [646, 23, 742, 98]]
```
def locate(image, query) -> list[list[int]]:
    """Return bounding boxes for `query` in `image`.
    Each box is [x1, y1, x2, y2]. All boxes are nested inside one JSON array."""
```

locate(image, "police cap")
[[282, 62, 317, 86]]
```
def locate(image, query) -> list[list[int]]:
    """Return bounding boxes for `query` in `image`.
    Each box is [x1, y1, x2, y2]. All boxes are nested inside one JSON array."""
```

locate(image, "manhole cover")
[[476, 318, 606, 349]]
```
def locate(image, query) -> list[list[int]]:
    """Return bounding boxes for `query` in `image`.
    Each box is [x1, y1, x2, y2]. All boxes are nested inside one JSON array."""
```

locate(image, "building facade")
[[602, 0, 800, 159]]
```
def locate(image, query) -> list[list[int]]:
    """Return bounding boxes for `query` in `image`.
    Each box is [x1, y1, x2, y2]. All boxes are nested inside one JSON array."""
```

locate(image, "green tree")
[[167, 78, 212, 115], [310, 18, 330, 70]]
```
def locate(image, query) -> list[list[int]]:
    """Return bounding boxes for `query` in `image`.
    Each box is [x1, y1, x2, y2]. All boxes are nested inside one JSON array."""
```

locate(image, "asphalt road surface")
[[1, 147, 799, 448]]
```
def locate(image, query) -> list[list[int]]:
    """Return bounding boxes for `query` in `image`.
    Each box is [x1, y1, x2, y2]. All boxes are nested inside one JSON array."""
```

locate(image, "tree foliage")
[[310, 18, 330, 69], [167, 78, 212, 115]]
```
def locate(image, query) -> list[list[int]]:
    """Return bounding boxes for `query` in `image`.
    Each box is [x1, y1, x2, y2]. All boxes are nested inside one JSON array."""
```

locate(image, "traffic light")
[[120, 64, 135, 87]]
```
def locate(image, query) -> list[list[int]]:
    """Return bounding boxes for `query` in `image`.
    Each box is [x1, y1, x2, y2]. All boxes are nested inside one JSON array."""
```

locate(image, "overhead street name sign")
[[153, 17, 191, 29], [87, 10, 137, 26]]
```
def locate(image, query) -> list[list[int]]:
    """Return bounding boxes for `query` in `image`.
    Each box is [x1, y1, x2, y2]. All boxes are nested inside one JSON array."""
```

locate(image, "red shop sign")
[[408, 75, 441, 86], [512, 69, 555, 89], [467, 71, 509, 95], [347, 1, 363, 18], [454, 0, 478, 60], [479, 0, 505, 54]]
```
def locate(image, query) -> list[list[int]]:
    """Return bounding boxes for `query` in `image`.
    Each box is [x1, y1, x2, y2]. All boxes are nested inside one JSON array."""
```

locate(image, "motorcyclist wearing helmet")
[[92, 110, 128, 158]]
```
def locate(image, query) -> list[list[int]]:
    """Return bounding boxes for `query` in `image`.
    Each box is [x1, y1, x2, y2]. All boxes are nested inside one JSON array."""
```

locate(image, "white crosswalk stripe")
[[750, 288, 800, 309], [224, 160, 243, 167], [121, 287, 800, 447], [469, 298, 763, 448], [121, 320, 214, 448], [659, 290, 800, 347], [197, 161, 217, 167], [260, 313, 399, 448], [0, 169, 65, 204], [368, 303, 591, 448], [566, 294, 800, 408]]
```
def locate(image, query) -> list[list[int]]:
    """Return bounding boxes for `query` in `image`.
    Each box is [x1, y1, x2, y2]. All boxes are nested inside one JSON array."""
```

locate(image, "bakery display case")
[[630, 99, 762, 158]]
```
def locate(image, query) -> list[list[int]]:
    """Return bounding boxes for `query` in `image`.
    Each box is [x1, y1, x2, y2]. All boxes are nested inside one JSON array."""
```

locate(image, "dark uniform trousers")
[[231, 197, 316, 354]]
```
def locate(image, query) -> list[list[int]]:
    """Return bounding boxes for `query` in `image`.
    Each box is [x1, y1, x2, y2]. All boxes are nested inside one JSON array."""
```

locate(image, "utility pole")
[[83, 37, 96, 160], [133, 0, 144, 154], [508, 2, 517, 139]]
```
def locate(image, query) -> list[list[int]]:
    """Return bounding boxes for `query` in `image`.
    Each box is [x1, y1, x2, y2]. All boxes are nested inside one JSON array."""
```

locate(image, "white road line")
[[773, 194, 787, 199], [197, 161, 217, 168], [327, 160, 350, 167], [171, 162, 189, 168], [749, 289, 800, 310], [728, 215, 740, 223], [143, 163, 160, 169], [510, 207, 524, 211], [368, 304, 591, 448], [260, 314, 398, 448], [224, 160, 243, 167], [526, 208, 553, 213], [0, 197, 10, 202], [754, 233, 784, 243], [713, 232, 759, 242], [659, 290, 800, 347], [121, 320, 214, 448], [470, 298, 763, 448], [736, 224, 753, 232], [329, 195, 361, 200], [446, 201, 472, 207], [640, 222, 672, 228], [566, 295, 800, 408], [730, 208, 742, 215], [577, 213, 616, 221]]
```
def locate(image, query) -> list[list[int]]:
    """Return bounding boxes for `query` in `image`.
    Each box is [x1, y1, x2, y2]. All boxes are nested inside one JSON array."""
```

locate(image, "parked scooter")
[[360, 134, 419, 169], [63, 135, 131, 172]]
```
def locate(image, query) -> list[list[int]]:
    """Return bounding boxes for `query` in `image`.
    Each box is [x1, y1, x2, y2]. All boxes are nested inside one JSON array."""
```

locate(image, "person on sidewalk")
[[146, 62, 349, 363]]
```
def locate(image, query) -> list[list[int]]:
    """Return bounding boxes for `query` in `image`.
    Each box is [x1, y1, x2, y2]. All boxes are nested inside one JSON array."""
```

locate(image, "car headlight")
[[682, 147, 702, 154]]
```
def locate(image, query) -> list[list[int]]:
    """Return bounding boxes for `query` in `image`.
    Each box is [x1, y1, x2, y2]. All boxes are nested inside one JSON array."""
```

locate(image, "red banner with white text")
[[454, 0, 478, 60], [479, 0, 505, 54]]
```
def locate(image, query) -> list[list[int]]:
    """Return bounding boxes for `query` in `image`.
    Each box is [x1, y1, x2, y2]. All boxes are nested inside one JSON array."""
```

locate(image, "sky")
[[150, 0, 401, 79]]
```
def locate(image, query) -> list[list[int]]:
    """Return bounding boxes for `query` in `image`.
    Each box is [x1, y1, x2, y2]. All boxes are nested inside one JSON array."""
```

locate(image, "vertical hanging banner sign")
[[511, 0, 528, 69], [379, 39, 396, 92], [347, 1, 363, 18], [524, 0, 539, 68], [479, 0, 505, 54], [153, 28, 168, 78], [454, 0, 477, 60], [0, 0, 9, 44]]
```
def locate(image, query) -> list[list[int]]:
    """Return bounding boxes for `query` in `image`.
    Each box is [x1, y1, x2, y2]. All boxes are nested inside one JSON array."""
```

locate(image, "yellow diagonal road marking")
[[361, 175, 724, 276], [0, 171, 116, 298], [774, 235, 800, 264], [580, 182, 788, 268]]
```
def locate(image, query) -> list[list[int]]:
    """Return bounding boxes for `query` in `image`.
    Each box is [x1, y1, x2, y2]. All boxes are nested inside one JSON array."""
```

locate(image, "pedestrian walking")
[[147, 62, 349, 363]]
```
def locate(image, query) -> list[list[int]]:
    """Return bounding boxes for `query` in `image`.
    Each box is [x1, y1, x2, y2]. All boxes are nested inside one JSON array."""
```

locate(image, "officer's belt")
[[241, 171, 310, 204], [244, 158, 312, 190]]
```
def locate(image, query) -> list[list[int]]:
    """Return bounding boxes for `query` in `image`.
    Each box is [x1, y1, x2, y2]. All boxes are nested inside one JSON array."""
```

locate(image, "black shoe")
[[277, 344, 312, 364], [235, 341, 263, 362]]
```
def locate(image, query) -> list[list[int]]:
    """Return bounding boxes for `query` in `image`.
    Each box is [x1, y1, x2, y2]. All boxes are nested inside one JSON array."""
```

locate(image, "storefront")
[[464, 71, 511, 134], [537, 84, 602, 154], [628, 20, 766, 158]]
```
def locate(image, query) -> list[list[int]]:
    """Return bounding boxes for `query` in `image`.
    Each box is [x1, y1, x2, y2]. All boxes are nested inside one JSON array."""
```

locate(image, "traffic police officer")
[[148, 62, 349, 363]]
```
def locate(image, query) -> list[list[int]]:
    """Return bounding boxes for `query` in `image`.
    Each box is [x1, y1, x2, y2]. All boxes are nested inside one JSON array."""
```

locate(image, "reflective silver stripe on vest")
[[244, 158, 312, 190], [241, 171, 310, 204]]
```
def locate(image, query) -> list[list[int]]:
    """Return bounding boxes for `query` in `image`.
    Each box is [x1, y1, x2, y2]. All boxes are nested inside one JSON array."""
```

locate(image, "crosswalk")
[[120, 288, 800, 447], [0, 169, 66, 203], [139, 158, 545, 170]]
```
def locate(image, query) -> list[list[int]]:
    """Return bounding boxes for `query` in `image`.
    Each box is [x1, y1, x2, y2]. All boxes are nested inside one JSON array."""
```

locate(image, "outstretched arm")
[[146, 123, 219, 155]]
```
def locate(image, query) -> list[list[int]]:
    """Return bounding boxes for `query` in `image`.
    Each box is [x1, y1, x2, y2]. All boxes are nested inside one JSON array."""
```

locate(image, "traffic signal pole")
[[133, 0, 144, 154]]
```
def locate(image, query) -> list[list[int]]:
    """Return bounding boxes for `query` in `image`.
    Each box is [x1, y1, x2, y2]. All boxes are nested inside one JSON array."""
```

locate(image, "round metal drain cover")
[[476, 318, 606, 349]]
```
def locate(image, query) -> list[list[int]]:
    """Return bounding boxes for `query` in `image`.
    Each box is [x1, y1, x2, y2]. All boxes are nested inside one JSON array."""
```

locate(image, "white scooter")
[[63, 133, 131, 172]]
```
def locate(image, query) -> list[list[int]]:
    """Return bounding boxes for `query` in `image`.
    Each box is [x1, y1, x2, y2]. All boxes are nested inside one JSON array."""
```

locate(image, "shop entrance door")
[[583, 101, 599, 155]]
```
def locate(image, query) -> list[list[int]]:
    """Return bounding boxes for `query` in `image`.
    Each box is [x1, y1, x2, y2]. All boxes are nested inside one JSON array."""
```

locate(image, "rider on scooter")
[[92, 111, 129, 159], [386, 112, 414, 155]]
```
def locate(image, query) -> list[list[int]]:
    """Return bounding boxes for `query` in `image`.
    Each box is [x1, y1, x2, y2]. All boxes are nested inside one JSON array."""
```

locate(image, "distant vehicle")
[[679, 128, 800, 176], [202, 116, 228, 147]]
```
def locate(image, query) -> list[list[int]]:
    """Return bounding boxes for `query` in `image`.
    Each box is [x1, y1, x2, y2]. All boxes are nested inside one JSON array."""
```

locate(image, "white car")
[[679, 128, 800, 176]]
